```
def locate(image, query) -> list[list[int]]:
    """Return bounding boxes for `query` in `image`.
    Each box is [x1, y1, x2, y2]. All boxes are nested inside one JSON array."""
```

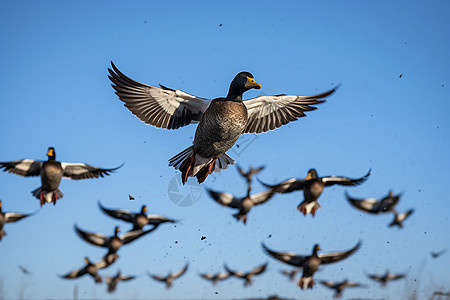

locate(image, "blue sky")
[[1, 1, 449, 299]]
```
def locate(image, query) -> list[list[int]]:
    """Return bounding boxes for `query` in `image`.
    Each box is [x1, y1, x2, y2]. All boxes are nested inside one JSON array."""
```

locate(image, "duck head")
[[46, 147, 56, 161], [306, 169, 318, 180], [0, 200, 2, 212], [226, 72, 261, 101], [141, 205, 148, 214], [114, 226, 120, 236], [84, 257, 91, 264], [312, 244, 321, 254]]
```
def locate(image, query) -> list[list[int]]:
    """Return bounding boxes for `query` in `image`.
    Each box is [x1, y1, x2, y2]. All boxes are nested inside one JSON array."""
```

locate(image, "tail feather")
[[169, 146, 235, 183], [31, 187, 63, 204]]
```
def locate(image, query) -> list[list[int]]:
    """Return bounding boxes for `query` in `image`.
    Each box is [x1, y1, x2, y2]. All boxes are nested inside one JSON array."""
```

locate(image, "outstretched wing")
[[224, 264, 245, 278], [262, 243, 306, 267], [250, 263, 267, 275], [319, 241, 361, 265], [243, 87, 337, 134], [251, 190, 275, 206], [0, 159, 42, 177], [319, 280, 336, 288], [345, 191, 382, 214], [60, 266, 87, 279], [173, 264, 189, 279], [387, 274, 405, 281], [108, 62, 211, 130], [98, 202, 134, 222], [322, 169, 371, 187], [74, 225, 109, 247], [207, 189, 241, 209], [119, 227, 157, 245], [61, 162, 123, 180], [4, 212, 32, 223], [258, 178, 306, 193]]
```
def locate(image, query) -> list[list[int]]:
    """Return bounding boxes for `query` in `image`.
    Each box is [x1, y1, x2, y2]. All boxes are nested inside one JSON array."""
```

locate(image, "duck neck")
[[225, 92, 243, 102]]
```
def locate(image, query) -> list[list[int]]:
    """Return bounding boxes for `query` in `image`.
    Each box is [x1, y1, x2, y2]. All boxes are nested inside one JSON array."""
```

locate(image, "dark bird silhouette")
[[389, 209, 414, 228], [18, 265, 31, 275], [431, 249, 447, 259], [320, 279, 367, 298], [109, 62, 337, 184], [74, 225, 156, 255], [207, 189, 274, 223], [236, 165, 265, 192], [0, 147, 122, 206], [263, 241, 361, 289], [98, 202, 177, 230], [105, 270, 136, 293], [60, 257, 114, 284], [345, 190, 401, 214], [0, 200, 33, 241], [224, 263, 267, 286], [199, 272, 231, 285], [280, 268, 301, 281], [260, 169, 370, 216], [148, 264, 188, 288], [367, 270, 405, 287]]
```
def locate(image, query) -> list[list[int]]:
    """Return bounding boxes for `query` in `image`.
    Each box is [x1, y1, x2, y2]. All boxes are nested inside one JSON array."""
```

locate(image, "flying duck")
[[0, 200, 33, 241], [345, 190, 401, 214], [207, 188, 274, 224], [236, 165, 265, 191], [367, 270, 405, 287], [60, 256, 113, 283], [262, 241, 361, 289], [260, 169, 370, 216], [98, 202, 177, 230], [224, 263, 267, 286], [319, 279, 367, 298], [280, 268, 301, 281], [431, 249, 447, 259], [148, 263, 189, 288], [0, 147, 122, 206], [199, 272, 231, 286], [105, 270, 136, 293], [109, 62, 337, 184], [389, 209, 414, 228], [74, 225, 156, 255]]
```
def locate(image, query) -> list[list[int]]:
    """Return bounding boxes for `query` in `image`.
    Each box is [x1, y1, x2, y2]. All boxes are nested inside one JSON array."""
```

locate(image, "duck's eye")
[[247, 76, 254, 83]]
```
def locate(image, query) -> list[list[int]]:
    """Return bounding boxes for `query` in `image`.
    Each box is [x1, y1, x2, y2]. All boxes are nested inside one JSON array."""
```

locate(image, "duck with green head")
[[109, 63, 337, 184]]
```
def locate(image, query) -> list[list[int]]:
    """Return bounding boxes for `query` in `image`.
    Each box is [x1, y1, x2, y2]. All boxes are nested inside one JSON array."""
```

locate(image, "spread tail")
[[169, 146, 235, 184], [32, 187, 63, 206]]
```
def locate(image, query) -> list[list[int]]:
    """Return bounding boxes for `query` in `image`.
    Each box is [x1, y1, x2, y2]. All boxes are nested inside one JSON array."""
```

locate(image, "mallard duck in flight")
[[0, 200, 33, 241], [224, 263, 267, 286], [389, 209, 414, 228], [199, 271, 231, 286], [206, 188, 274, 224], [108, 62, 337, 184], [345, 190, 401, 214], [367, 270, 405, 287], [260, 169, 370, 216], [148, 263, 189, 288], [105, 270, 136, 293], [74, 225, 156, 256], [98, 202, 177, 230], [319, 279, 367, 298], [0, 147, 122, 206], [60, 256, 114, 284], [262, 241, 361, 289]]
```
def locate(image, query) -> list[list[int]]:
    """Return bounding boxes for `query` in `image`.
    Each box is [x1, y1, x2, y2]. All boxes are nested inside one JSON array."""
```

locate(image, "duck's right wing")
[[262, 243, 306, 267], [109, 62, 211, 130], [0, 159, 42, 177], [98, 202, 134, 222]]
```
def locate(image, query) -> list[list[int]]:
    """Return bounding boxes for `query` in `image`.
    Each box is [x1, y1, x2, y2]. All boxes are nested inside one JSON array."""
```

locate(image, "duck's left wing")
[[322, 169, 371, 187], [74, 225, 109, 247], [243, 87, 337, 134], [4, 212, 31, 223], [0, 159, 42, 177], [120, 227, 157, 245], [319, 241, 361, 265], [262, 243, 306, 267], [207, 189, 241, 208], [61, 162, 123, 180], [109, 62, 211, 130], [387, 274, 405, 281], [250, 263, 267, 275], [251, 190, 275, 206], [173, 264, 189, 279]]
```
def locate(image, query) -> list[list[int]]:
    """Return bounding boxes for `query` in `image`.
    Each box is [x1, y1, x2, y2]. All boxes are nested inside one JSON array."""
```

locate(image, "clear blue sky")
[[1, 1, 449, 299]]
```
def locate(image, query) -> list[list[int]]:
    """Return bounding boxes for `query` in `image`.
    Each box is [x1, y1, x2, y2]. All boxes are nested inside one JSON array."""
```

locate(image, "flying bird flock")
[[0, 62, 441, 299]]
